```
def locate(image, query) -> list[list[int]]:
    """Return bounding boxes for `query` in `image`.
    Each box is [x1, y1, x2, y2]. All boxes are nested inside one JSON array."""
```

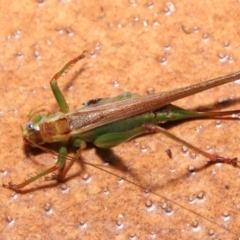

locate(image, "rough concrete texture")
[[1, 1, 240, 239]]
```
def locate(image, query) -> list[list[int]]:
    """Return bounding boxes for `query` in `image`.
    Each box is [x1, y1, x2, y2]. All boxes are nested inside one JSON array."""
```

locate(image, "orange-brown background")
[[1, 1, 240, 239]]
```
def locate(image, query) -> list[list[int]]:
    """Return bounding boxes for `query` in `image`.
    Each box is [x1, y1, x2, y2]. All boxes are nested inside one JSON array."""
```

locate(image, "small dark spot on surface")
[[165, 148, 172, 158]]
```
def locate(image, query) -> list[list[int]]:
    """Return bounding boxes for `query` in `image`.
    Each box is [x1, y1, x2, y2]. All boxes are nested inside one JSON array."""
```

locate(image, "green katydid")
[[3, 51, 240, 191]]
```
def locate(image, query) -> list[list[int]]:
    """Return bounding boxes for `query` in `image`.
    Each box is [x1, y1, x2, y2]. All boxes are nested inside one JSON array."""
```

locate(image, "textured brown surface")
[[1, 1, 240, 239]]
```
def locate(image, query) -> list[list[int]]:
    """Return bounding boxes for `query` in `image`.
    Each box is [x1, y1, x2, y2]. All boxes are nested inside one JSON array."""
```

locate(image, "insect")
[[3, 51, 240, 191]]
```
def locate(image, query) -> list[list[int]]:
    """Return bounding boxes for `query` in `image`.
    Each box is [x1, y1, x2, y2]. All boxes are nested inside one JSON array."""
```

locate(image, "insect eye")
[[26, 121, 34, 130]]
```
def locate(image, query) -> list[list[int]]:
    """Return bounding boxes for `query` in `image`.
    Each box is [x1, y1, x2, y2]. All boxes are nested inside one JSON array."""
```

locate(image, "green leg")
[[93, 127, 150, 148], [55, 139, 86, 180], [50, 51, 87, 113]]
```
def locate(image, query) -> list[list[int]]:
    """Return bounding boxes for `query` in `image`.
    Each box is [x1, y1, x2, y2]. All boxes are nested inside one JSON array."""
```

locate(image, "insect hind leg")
[[143, 123, 238, 166]]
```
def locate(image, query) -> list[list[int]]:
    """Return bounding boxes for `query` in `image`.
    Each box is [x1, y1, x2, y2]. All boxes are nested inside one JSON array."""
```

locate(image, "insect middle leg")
[[50, 139, 87, 180]]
